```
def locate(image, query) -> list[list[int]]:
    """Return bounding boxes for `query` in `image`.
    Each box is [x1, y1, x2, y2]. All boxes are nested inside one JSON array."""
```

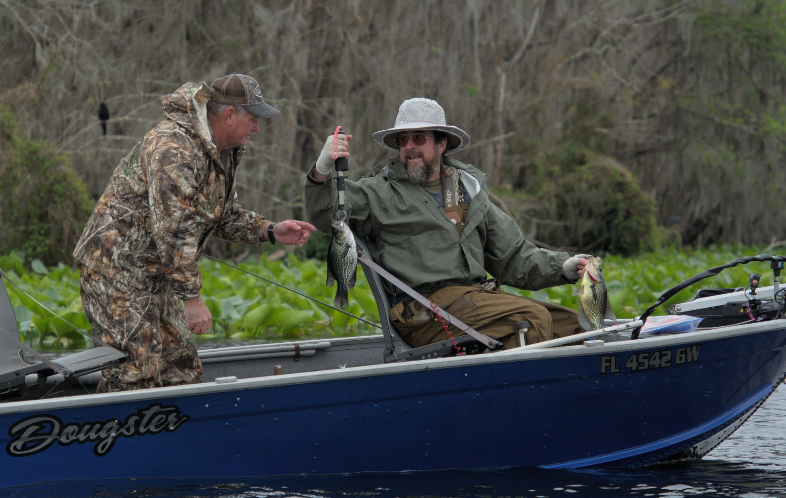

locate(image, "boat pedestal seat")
[[355, 236, 488, 363]]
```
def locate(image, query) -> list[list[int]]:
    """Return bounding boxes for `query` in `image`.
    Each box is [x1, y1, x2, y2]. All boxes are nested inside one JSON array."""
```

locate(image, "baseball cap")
[[210, 73, 279, 119]]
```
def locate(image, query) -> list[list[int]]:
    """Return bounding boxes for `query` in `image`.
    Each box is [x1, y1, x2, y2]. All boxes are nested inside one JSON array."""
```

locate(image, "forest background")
[[1, 0, 785, 265]]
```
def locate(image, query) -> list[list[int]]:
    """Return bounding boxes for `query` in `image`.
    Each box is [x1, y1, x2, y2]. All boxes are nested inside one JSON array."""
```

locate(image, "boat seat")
[[354, 236, 486, 363], [0, 270, 125, 401]]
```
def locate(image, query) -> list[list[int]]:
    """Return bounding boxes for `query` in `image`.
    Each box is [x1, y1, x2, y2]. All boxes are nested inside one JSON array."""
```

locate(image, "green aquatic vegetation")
[[507, 245, 775, 318], [0, 251, 380, 348], [0, 252, 90, 349], [196, 254, 380, 342], [0, 245, 781, 349]]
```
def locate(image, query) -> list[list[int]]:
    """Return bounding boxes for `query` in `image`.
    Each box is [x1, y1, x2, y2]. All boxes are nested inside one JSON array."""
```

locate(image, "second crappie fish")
[[573, 256, 617, 330], [327, 217, 357, 310]]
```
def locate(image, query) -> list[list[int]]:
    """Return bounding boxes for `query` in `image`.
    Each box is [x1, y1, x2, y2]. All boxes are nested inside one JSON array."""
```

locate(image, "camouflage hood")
[[161, 82, 219, 161]]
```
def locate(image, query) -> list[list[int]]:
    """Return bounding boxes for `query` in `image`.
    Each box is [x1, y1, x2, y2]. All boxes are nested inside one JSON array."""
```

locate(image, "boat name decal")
[[599, 344, 701, 374], [6, 403, 189, 457]]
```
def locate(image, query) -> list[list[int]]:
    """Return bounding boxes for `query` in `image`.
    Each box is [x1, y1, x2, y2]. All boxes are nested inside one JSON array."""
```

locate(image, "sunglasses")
[[395, 132, 434, 148]]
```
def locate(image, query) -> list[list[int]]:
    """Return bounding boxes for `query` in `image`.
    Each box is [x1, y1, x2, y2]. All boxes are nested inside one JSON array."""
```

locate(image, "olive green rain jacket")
[[304, 156, 576, 299], [74, 82, 268, 300]]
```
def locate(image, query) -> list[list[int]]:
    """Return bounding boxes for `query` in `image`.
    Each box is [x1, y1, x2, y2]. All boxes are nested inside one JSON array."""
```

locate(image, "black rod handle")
[[335, 130, 348, 173]]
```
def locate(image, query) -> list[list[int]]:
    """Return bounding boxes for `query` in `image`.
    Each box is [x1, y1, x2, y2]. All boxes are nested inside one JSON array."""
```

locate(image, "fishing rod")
[[203, 254, 380, 329]]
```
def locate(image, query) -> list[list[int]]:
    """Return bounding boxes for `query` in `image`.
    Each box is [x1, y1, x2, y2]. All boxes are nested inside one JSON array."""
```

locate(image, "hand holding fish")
[[315, 132, 353, 179], [573, 256, 617, 331], [268, 220, 317, 247], [563, 254, 591, 280]]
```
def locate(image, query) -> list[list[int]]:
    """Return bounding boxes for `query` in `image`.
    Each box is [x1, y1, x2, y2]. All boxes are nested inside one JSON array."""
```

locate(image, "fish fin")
[[573, 285, 581, 296], [577, 302, 595, 331], [334, 289, 349, 310], [604, 299, 617, 322], [347, 266, 357, 291], [326, 237, 336, 288], [326, 266, 336, 288]]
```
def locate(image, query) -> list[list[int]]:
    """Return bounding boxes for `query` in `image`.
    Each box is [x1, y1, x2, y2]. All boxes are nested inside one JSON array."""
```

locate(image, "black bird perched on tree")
[[98, 102, 109, 135]]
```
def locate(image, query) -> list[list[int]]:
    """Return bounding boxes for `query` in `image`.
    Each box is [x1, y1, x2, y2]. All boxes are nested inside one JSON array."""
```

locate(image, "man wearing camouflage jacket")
[[74, 74, 315, 392]]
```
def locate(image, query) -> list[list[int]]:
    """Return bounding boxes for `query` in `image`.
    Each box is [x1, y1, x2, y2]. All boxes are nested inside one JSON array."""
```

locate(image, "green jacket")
[[304, 156, 574, 298]]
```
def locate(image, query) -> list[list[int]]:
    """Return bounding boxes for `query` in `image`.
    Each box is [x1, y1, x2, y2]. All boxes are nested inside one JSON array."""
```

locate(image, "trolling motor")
[[633, 255, 786, 339]]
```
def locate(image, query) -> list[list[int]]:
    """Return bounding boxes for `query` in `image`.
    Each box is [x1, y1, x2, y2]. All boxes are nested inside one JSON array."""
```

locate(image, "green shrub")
[[519, 145, 661, 255], [0, 106, 94, 266]]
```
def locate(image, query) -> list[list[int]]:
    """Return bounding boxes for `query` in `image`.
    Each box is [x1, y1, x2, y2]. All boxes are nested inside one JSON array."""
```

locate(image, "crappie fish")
[[327, 216, 357, 310], [573, 256, 616, 330]]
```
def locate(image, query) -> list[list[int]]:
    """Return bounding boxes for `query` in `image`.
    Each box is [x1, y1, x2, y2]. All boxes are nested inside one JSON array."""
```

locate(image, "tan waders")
[[390, 282, 584, 350]]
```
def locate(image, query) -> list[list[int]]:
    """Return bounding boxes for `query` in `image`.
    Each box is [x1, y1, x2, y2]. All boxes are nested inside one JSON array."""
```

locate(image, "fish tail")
[[334, 288, 349, 310]]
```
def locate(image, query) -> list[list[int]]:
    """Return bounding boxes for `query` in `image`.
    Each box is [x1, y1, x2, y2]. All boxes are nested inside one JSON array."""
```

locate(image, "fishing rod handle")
[[335, 129, 349, 172], [335, 129, 348, 210]]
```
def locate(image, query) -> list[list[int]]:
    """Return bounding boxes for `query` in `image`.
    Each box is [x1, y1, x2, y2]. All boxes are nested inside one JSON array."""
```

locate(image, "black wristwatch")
[[267, 222, 276, 244]]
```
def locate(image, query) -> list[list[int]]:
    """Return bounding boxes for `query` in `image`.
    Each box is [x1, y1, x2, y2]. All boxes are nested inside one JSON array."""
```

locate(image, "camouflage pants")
[[79, 266, 202, 393], [390, 283, 584, 350]]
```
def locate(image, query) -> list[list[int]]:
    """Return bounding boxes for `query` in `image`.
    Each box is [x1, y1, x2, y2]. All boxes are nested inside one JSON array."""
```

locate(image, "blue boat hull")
[[2, 321, 785, 488]]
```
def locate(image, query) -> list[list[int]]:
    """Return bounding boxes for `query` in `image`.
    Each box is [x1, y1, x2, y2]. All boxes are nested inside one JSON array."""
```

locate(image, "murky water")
[[3, 385, 784, 498]]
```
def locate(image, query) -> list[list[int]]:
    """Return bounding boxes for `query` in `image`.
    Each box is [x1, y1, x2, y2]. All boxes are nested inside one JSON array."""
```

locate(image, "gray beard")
[[404, 156, 441, 185]]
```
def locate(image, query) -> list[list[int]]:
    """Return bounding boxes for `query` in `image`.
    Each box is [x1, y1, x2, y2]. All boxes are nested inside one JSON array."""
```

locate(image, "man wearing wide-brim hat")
[[304, 97, 588, 348], [75, 73, 316, 392]]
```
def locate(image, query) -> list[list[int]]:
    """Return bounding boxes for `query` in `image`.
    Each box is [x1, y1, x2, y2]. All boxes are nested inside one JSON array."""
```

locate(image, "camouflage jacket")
[[73, 82, 268, 300]]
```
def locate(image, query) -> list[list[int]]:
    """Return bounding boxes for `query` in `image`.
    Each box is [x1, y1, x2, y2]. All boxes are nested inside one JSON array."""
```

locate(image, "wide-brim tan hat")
[[372, 98, 470, 154]]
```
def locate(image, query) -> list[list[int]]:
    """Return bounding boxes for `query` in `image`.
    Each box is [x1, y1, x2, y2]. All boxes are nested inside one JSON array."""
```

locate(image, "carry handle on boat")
[[631, 254, 786, 340]]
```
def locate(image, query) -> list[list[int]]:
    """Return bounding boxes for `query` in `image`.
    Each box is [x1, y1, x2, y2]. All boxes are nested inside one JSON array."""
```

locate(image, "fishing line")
[[0, 269, 104, 348], [203, 254, 381, 329]]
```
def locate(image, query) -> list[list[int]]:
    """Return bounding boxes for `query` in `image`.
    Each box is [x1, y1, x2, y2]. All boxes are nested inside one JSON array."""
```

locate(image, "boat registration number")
[[599, 344, 701, 374]]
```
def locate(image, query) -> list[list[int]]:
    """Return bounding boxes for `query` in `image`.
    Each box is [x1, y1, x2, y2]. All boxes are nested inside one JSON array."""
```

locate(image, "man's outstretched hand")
[[272, 220, 317, 247]]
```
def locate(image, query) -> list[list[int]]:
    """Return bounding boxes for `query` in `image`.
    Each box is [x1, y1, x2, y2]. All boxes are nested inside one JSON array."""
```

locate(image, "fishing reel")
[[744, 272, 762, 311]]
